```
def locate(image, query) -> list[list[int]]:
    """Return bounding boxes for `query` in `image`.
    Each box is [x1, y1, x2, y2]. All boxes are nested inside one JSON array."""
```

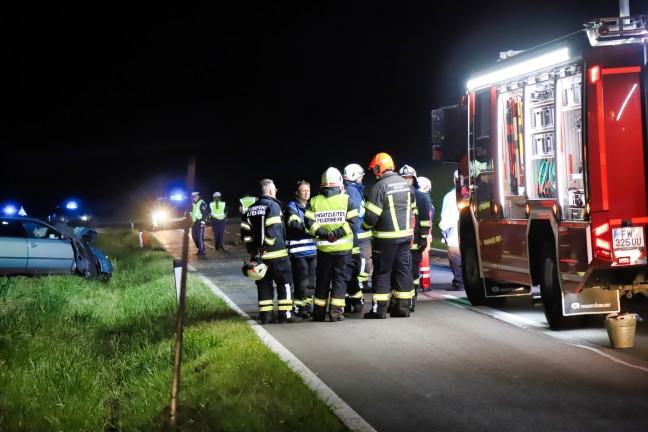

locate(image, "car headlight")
[[152, 211, 168, 224]]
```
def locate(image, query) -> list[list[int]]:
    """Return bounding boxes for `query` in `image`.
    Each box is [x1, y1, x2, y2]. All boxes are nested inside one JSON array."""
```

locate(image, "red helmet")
[[368, 152, 395, 177]]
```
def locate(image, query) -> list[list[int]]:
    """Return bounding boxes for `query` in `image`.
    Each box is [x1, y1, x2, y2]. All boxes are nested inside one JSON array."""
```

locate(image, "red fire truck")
[[431, 10, 648, 329]]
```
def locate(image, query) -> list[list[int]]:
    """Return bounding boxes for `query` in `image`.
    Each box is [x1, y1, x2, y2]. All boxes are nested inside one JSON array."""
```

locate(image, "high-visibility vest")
[[210, 201, 226, 220], [192, 199, 206, 222], [307, 193, 354, 253], [240, 196, 256, 213]]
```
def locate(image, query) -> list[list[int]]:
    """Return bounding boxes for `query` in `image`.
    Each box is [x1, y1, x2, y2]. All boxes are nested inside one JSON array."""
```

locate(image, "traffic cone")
[[420, 252, 430, 290]]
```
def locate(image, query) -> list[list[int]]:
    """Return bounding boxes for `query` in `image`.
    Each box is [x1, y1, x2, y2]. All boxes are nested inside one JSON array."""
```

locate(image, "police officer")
[[304, 167, 358, 322], [240, 179, 301, 324], [363, 153, 415, 318], [191, 191, 209, 256], [210, 192, 228, 251]]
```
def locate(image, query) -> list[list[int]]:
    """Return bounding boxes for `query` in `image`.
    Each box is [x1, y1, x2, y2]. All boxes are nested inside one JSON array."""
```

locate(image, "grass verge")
[[0, 229, 349, 431]]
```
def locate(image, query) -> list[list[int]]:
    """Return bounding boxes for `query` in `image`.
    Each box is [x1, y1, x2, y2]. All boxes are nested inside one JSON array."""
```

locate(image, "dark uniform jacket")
[[362, 171, 415, 243], [240, 195, 289, 260], [284, 200, 317, 258], [412, 188, 431, 251]]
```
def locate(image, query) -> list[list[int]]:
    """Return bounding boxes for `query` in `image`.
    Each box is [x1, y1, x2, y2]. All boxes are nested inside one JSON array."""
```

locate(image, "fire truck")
[[430, 8, 648, 329]]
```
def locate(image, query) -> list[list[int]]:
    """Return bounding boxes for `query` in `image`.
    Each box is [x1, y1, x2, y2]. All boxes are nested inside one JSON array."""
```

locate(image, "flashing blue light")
[[65, 200, 79, 210], [2, 204, 17, 216]]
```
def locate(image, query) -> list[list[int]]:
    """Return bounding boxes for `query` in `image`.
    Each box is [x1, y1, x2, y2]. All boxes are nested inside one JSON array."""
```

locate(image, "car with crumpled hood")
[[0, 216, 112, 280]]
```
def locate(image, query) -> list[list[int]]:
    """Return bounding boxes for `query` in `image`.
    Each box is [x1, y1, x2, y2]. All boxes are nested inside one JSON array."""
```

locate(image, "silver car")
[[0, 216, 112, 280]]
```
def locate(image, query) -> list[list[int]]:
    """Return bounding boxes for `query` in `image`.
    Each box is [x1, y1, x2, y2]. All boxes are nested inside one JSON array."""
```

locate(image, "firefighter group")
[[193, 152, 444, 323]]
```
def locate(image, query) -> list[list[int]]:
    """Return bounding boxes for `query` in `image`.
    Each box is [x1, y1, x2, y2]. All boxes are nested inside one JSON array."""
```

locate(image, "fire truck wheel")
[[539, 242, 584, 330], [462, 233, 488, 306]]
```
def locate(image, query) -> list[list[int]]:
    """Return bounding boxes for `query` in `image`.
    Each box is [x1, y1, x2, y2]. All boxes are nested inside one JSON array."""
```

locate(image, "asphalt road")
[[152, 225, 648, 432]]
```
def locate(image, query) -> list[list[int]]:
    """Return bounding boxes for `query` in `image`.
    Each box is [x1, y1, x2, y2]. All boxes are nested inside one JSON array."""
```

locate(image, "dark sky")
[[0, 1, 629, 220]]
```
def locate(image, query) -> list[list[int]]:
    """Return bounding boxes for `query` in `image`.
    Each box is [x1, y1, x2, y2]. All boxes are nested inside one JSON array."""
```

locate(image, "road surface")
[[152, 226, 648, 432]]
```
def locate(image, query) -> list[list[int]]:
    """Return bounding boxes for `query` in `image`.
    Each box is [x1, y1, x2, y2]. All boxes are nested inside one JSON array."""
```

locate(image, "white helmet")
[[418, 176, 431, 192], [343, 163, 365, 182], [321, 167, 344, 188], [398, 164, 417, 178], [242, 260, 268, 281]]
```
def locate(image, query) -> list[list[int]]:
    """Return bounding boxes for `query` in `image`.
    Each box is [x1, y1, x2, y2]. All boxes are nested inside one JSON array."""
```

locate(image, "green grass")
[[0, 230, 349, 431]]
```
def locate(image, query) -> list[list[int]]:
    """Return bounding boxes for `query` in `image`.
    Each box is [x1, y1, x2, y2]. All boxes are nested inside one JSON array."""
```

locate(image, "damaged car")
[[0, 216, 113, 280]]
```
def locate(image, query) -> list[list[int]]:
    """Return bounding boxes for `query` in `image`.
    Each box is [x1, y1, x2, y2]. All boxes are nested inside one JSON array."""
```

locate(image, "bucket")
[[604, 317, 636, 348]]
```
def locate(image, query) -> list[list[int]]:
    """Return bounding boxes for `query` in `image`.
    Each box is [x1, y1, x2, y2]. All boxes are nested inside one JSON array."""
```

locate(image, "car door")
[[0, 218, 28, 273], [22, 220, 75, 274]]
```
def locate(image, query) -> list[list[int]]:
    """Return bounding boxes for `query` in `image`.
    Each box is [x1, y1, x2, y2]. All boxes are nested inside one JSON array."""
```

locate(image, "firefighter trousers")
[[290, 254, 316, 315], [255, 257, 295, 321], [313, 251, 351, 321], [371, 240, 413, 315]]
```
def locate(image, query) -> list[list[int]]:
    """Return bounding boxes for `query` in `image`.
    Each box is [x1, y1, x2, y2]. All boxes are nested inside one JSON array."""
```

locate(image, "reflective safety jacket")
[[362, 171, 415, 243], [191, 199, 209, 223], [240, 195, 288, 260], [304, 187, 358, 254], [284, 199, 317, 258], [239, 196, 257, 214], [344, 179, 372, 251], [210, 201, 227, 220]]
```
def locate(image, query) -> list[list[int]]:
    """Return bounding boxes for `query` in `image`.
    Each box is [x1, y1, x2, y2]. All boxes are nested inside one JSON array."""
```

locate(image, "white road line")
[[198, 275, 377, 432], [441, 292, 648, 375]]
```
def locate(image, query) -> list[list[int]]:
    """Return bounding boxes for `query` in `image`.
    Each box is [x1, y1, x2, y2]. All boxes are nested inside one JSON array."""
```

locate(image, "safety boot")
[[277, 311, 302, 324], [258, 312, 275, 324], [390, 298, 411, 318], [328, 305, 345, 322], [312, 304, 327, 322]]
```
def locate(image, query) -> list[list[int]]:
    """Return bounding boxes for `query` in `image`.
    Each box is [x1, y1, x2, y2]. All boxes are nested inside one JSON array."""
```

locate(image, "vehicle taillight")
[[588, 65, 601, 84], [593, 222, 611, 260]]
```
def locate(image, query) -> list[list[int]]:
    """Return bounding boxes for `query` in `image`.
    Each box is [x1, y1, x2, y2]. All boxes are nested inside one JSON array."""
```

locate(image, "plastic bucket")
[[604, 317, 636, 348]]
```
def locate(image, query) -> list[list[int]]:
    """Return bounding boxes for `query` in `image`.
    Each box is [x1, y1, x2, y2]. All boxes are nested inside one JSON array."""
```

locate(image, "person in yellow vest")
[[191, 191, 209, 256], [210, 192, 228, 251], [239, 194, 257, 216], [304, 167, 358, 322]]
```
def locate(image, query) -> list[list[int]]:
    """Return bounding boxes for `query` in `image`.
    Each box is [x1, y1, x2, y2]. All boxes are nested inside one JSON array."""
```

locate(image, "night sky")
[[1, 1, 629, 221]]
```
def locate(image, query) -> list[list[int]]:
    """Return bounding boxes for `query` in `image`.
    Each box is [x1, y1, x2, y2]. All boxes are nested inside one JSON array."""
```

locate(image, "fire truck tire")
[[462, 233, 488, 306], [539, 242, 584, 330]]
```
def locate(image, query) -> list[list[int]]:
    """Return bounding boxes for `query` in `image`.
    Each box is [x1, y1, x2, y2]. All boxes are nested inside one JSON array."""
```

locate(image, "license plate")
[[612, 227, 644, 250]]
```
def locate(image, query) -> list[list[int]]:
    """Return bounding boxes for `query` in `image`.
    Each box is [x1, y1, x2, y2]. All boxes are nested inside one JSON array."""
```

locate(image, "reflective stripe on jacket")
[[362, 171, 414, 242], [240, 195, 288, 260], [285, 200, 317, 258], [305, 188, 358, 254]]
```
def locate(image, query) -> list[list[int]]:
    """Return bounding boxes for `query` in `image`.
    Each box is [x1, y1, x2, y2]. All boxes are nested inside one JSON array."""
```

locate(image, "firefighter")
[[210, 192, 228, 251], [190, 191, 209, 256], [240, 179, 301, 324], [343, 163, 370, 313], [284, 180, 317, 318], [363, 152, 415, 318], [417, 176, 435, 291], [396, 164, 431, 312], [304, 167, 358, 322]]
